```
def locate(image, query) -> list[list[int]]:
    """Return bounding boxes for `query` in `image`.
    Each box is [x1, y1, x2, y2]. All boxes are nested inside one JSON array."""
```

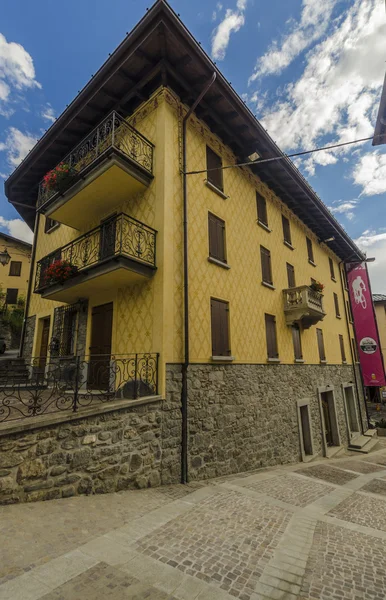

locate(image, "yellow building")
[[3, 0, 370, 490], [0, 232, 32, 307], [373, 295, 386, 387]]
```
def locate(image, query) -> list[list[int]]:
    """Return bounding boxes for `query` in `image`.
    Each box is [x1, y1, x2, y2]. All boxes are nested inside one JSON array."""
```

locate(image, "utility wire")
[[183, 134, 380, 175]]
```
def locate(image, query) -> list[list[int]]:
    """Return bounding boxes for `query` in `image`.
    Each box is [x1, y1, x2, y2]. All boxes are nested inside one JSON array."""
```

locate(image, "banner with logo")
[[346, 262, 386, 387]]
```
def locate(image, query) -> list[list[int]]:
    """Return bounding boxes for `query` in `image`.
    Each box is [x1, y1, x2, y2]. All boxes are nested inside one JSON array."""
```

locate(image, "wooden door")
[[88, 303, 113, 389], [99, 216, 117, 261], [39, 318, 50, 370], [322, 396, 333, 447]]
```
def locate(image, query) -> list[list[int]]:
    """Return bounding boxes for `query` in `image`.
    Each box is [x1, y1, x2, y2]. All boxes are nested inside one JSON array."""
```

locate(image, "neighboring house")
[[373, 294, 386, 372], [0, 231, 32, 307], [3, 0, 368, 495]]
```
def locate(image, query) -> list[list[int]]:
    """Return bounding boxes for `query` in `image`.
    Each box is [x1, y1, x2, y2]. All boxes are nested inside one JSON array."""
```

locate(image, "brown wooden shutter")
[[316, 328, 326, 361], [265, 314, 278, 359], [329, 257, 335, 280], [282, 215, 291, 245], [333, 293, 340, 318], [306, 237, 314, 262], [211, 298, 230, 356], [9, 261, 22, 276], [256, 192, 268, 226], [260, 246, 273, 285], [206, 146, 223, 191], [339, 334, 346, 362], [286, 263, 296, 288], [5, 288, 18, 305], [208, 213, 226, 262], [292, 325, 302, 360]]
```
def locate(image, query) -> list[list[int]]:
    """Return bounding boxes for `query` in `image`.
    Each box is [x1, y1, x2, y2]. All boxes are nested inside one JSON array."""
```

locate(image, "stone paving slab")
[[294, 464, 359, 485], [243, 474, 334, 507]]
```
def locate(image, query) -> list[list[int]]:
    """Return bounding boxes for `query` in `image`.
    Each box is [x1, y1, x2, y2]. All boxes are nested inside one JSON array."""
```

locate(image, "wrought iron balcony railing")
[[283, 285, 325, 328], [37, 111, 154, 208], [34, 213, 156, 292]]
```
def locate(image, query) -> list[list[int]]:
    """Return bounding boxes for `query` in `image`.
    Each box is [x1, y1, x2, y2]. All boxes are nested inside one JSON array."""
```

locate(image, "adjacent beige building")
[[0, 232, 32, 307], [373, 294, 386, 372]]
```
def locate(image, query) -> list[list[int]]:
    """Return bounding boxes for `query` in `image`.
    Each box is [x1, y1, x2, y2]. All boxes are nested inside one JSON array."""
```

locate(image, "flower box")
[[43, 162, 75, 195], [44, 260, 78, 286]]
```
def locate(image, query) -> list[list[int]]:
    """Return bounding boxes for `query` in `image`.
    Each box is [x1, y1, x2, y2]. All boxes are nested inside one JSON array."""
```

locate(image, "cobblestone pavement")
[[3, 447, 386, 600]]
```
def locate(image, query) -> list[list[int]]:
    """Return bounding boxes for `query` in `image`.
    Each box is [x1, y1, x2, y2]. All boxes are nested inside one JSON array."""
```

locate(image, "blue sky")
[[0, 0, 386, 290]]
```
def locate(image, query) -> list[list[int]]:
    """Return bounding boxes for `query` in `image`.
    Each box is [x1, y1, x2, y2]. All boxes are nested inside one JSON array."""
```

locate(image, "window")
[[346, 300, 353, 323], [45, 218, 59, 233], [286, 263, 296, 288], [306, 237, 315, 264], [52, 305, 78, 356], [292, 325, 303, 360], [329, 257, 336, 281], [210, 298, 230, 357], [339, 334, 346, 363], [333, 293, 341, 318], [282, 215, 292, 245], [352, 338, 359, 362], [206, 146, 223, 192], [9, 261, 22, 277], [260, 246, 273, 286], [316, 328, 326, 362], [342, 268, 348, 290], [265, 314, 279, 359], [208, 213, 226, 263], [256, 192, 268, 227], [310, 277, 316, 286], [5, 288, 18, 305]]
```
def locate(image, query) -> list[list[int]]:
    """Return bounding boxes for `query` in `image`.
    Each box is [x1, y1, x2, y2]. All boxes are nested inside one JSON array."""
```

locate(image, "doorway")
[[319, 389, 340, 450], [343, 385, 360, 438], [88, 302, 113, 389], [297, 399, 314, 460]]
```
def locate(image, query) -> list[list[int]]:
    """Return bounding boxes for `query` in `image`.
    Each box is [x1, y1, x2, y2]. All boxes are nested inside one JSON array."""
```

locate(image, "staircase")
[[0, 358, 30, 386], [348, 429, 379, 454]]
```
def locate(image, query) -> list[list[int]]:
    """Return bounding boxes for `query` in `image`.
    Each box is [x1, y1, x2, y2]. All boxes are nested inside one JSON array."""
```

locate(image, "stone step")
[[349, 437, 379, 454]]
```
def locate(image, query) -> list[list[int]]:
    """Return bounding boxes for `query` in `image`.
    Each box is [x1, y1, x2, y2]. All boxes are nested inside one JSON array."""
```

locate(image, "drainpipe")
[[339, 260, 368, 432], [181, 72, 217, 484], [19, 210, 40, 358]]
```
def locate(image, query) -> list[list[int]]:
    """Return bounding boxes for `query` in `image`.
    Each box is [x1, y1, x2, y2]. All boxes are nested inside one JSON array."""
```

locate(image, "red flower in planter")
[[310, 281, 324, 293], [42, 162, 74, 193], [44, 259, 78, 285]]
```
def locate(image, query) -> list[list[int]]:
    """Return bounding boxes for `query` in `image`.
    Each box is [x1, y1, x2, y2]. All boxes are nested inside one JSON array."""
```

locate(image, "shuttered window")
[[286, 263, 296, 288], [292, 325, 303, 360], [334, 293, 341, 318], [265, 314, 279, 359], [206, 146, 223, 191], [339, 334, 346, 363], [210, 298, 230, 357], [9, 261, 22, 277], [282, 215, 292, 245], [352, 338, 358, 362], [256, 192, 268, 227], [208, 213, 226, 263], [306, 237, 314, 263], [342, 268, 348, 290], [346, 300, 353, 323], [329, 257, 336, 280], [45, 218, 59, 233], [5, 288, 18, 305], [316, 328, 326, 361], [260, 246, 273, 285]]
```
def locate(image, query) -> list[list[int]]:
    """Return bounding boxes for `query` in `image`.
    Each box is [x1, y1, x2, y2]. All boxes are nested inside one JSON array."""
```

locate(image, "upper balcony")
[[37, 112, 154, 230], [283, 286, 326, 329], [34, 212, 156, 303]]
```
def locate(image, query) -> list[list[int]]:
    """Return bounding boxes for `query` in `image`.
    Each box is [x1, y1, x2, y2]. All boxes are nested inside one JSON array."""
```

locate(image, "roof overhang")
[[4, 0, 364, 261], [374, 73, 386, 147]]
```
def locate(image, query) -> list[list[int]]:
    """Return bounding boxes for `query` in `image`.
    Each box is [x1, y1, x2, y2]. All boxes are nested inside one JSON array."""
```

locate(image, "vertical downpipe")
[[19, 210, 40, 358], [181, 73, 217, 484]]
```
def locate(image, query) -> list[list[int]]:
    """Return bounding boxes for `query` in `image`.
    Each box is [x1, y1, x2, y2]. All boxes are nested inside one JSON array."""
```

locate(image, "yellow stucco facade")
[[375, 302, 386, 372], [26, 87, 356, 396], [0, 233, 31, 305]]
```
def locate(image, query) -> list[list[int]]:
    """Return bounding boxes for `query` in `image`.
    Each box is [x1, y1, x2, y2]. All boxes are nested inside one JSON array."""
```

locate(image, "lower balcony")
[[283, 286, 326, 329], [34, 213, 157, 303]]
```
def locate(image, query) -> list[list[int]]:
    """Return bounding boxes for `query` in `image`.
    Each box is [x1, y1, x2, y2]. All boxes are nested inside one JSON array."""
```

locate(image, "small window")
[[342, 268, 348, 290], [208, 213, 226, 263], [206, 146, 223, 192], [316, 328, 326, 362], [210, 298, 230, 357], [5, 288, 18, 305], [282, 215, 292, 245], [292, 325, 302, 360], [265, 314, 279, 359], [333, 293, 341, 318], [286, 263, 296, 288], [306, 237, 314, 263], [45, 217, 59, 233], [256, 192, 268, 227], [9, 261, 22, 277], [346, 300, 353, 323], [329, 257, 336, 281], [352, 338, 359, 362], [260, 246, 273, 285], [339, 334, 346, 363]]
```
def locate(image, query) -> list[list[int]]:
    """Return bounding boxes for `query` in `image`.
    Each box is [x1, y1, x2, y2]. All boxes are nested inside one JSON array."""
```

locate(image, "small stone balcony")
[[283, 286, 326, 329]]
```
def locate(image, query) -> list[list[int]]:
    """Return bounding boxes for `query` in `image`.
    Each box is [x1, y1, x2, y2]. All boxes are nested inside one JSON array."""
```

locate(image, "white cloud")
[[328, 200, 358, 221], [0, 127, 38, 168], [355, 229, 386, 294], [41, 104, 56, 123], [353, 152, 386, 197], [212, 2, 223, 22], [211, 0, 248, 61], [0, 216, 33, 243], [254, 0, 385, 176], [250, 0, 339, 81]]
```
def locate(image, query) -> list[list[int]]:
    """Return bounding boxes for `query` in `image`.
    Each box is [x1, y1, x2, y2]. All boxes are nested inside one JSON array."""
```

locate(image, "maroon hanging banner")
[[346, 262, 386, 387]]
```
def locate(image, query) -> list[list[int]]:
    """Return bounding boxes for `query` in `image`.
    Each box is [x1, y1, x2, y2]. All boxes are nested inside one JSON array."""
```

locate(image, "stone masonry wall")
[[165, 363, 366, 482], [23, 315, 36, 356], [0, 397, 181, 505]]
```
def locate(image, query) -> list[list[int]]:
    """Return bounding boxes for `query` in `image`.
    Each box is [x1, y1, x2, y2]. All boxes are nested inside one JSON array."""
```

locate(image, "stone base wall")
[[0, 397, 181, 505], [165, 363, 367, 482], [23, 315, 36, 356]]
